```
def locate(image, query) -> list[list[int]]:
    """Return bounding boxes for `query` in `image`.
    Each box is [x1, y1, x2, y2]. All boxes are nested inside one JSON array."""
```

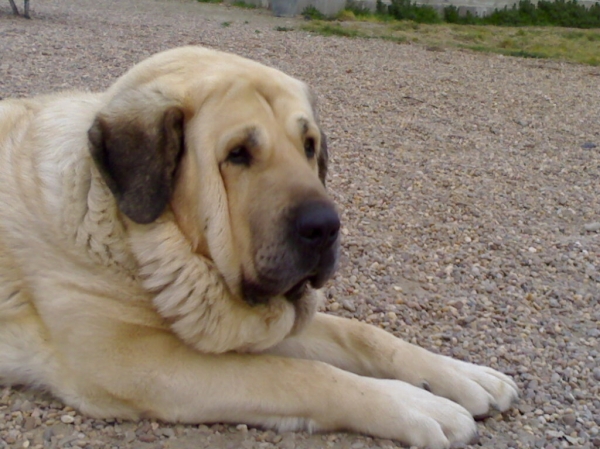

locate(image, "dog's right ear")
[[88, 103, 185, 224]]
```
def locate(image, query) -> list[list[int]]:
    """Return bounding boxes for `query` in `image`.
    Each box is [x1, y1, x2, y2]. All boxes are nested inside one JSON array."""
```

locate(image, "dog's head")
[[88, 47, 339, 316]]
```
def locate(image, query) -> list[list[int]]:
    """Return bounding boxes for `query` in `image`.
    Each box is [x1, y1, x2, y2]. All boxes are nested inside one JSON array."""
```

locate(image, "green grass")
[[376, 0, 600, 28], [302, 5, 327, 20], [303, 22, 365, 37], [302, 20, 600, 65], [231, 1, 256, 9]]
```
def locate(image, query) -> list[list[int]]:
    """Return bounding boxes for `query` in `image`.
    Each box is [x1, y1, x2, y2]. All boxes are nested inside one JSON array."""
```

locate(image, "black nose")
[[295, 201, 340, 250]]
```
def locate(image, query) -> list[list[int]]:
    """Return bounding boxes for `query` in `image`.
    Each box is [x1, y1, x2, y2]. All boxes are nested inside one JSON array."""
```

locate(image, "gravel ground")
[[1, 1, 599, 448]]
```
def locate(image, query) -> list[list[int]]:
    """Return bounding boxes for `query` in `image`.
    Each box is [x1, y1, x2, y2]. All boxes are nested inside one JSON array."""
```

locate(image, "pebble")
[[160, 428, 175, 438], [584, 222, 600, 232], [562, 413, 577, 426], [342, 299, 356, 313], [60, 415, 75, 424], [23, 417, 37, 431], [42, 428, 54, 442], [124, 431, 136, 443], [138, 434, 156, 443]]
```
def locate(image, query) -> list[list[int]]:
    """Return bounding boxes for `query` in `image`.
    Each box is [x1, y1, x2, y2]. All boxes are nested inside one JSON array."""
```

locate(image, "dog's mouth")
[[284, 265, 335, 300], [242, 270, 329, 306], [283, 273, 320, 302], [283, 278, 309, 302], [242, 242, 339, 306]]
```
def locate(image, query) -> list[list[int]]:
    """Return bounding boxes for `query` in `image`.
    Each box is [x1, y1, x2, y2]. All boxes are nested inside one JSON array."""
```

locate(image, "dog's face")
[[88, 47, 339, 313]]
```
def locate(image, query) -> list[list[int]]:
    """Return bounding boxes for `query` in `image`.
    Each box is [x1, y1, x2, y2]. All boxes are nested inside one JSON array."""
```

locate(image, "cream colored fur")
[[0, 46, 518, 449]]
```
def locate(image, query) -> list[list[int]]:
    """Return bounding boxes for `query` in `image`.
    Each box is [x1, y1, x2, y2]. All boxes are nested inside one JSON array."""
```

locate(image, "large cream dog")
[[0, 46, 518, 448]]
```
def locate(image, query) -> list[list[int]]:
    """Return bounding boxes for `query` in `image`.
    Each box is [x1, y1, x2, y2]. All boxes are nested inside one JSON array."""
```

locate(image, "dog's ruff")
[[0, 46, 518, 449]]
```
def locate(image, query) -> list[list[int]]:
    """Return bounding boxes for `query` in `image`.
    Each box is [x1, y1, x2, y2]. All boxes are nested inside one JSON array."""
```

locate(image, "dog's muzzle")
[[242, 200, 340, 305]]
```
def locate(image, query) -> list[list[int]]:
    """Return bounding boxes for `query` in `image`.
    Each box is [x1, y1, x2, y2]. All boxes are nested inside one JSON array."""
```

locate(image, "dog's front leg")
[[65, 328, 477, 449], [265, 312, 518, 418]]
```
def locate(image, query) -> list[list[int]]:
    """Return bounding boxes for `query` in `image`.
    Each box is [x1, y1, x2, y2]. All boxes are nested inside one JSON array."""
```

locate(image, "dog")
[[0, 46, 518, 448]]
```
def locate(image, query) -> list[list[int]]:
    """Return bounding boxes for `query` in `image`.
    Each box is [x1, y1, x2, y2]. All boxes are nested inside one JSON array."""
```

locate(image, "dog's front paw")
[[421, 355, 519, 418], [365, 379, 478, 449]]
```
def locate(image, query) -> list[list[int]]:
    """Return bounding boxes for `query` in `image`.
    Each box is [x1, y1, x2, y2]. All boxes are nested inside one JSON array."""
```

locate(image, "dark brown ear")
[[88, 106, 184, 224], [318, 130, 328, 186]]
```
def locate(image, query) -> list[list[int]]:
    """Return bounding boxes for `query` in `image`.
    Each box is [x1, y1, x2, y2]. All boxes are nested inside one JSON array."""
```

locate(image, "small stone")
[[42, 428, 54, 442], [342, 299, 356, 312], [236, 424, 248, 432], [487, 419, 499, 430], [519, 404, 534, 414], [138, 434, 156, 443], [581, 142, 597, 149], [24, 416, 37, 431], [593, 367, 600, 381], [160, 428, 175, 438], [329, 302, 340, 312], [60, 415, 75, 424], [387, 311, 397, 320], [20, 400, 33, 413], [584, 222, 600, 232], [592, 437, 600, 447], [562, 413, 576, 426], [565, 435, 579, 444]]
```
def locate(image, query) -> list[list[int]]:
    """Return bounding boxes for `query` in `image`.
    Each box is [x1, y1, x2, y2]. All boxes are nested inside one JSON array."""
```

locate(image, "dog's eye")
[[304, 138, 316, 159], [227, 146, 252, 166]]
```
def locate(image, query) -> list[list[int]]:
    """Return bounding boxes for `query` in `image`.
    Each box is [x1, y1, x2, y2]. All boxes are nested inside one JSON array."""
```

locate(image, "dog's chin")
[[242, 272, 325, 305], [241, 274, 324, 334], [283, 279, 308, 302]]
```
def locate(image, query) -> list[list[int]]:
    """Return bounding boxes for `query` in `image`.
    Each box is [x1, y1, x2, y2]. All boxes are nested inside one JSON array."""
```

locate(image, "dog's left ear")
[[318, 130, 328, 186], [88, 104, 185, 224]]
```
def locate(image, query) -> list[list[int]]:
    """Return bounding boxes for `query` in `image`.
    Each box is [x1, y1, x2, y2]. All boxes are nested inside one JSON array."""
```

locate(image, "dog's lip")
[[283, 275, 313, 302]]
